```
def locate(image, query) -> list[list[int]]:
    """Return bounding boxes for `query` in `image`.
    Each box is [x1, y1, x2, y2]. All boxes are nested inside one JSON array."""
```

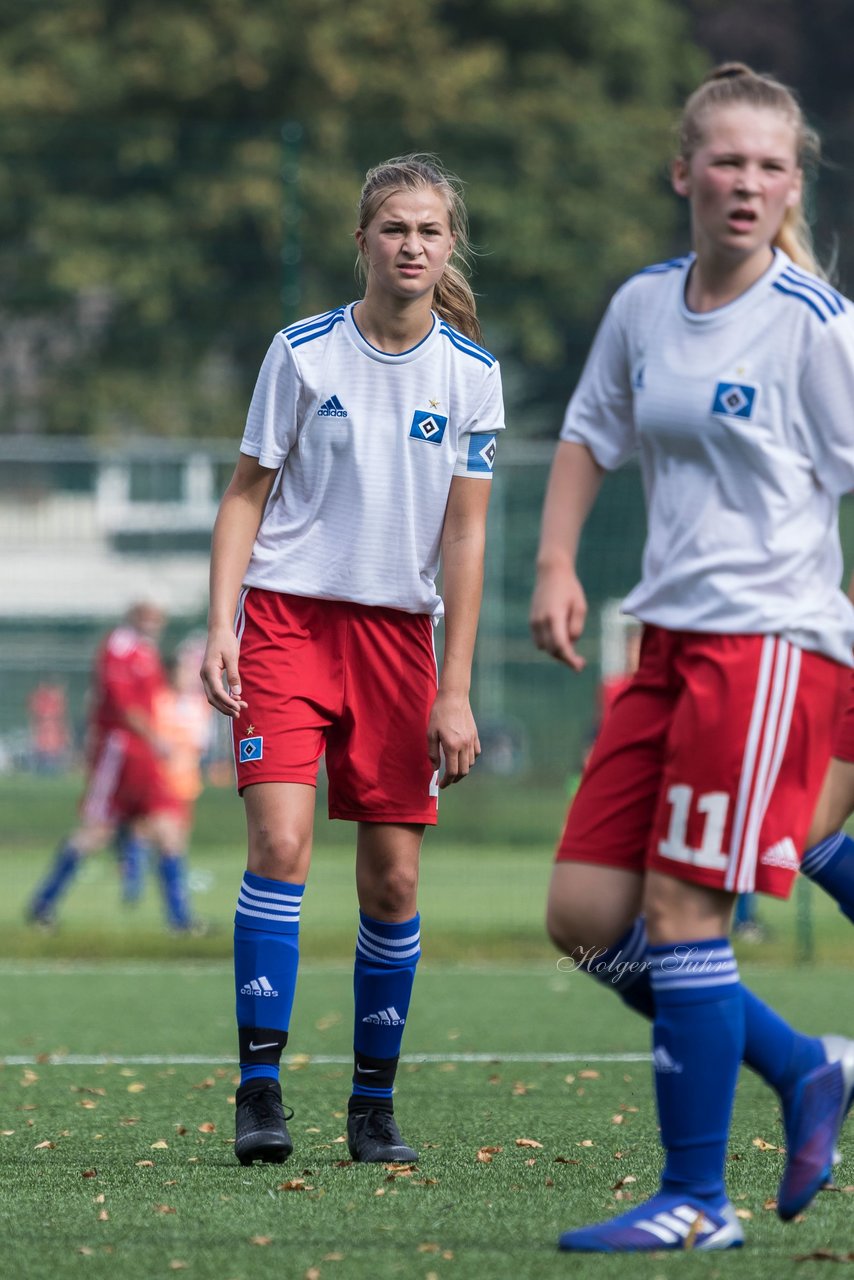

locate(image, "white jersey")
[[561, 249, 854, 665], [240, 302, 504, 617]]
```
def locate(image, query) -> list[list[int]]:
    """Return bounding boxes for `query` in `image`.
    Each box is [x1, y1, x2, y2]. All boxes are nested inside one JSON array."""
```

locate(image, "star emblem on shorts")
[[245, 724, 255, 736], [429, 398, 440, 408]]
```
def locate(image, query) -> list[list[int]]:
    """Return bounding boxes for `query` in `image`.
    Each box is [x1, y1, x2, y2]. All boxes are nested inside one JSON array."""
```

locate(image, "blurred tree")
[[0, 0, 703, 438]]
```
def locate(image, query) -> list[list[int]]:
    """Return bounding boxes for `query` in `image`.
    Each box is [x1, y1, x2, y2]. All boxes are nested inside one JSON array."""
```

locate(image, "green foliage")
[[0, 0, 704, 436]]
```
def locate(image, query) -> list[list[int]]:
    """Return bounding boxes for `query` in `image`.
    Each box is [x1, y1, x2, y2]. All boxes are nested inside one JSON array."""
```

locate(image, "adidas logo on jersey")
[[240, 976, 279, 997], [318, 395, 348, 417], [362, 1006, 405, 1026], [652, 1045, 683, 1073]]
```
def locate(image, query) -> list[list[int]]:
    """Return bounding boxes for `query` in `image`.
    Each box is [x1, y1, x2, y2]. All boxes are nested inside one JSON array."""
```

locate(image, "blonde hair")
[[679, 62, 823, 275], [355, 154, 483, 343]]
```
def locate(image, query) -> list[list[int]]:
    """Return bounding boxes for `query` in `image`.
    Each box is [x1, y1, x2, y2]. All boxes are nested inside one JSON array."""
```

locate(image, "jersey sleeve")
[[240, 334, 301, 470], [797, 315, 854, 495], [453, 361, 505, 479], [559, 295, 636, 469]]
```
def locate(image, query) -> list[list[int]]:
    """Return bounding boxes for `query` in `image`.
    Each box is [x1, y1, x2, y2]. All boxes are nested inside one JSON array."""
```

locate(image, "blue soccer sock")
[[579, 916, 823, 1097], [351, 911, 421, 1106], [156, 853, 191, 931], [648, 939, 744, 1201], [576, 917, 654, 1017], [118, 829, 149, 905], [234, 872, 303, 1086], [30, 840, 82, 918], [801, 832, 854, 924]]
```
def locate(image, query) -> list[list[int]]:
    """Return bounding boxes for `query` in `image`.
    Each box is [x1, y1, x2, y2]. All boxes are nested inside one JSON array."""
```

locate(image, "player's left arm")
[[429, 475, 491, 788]]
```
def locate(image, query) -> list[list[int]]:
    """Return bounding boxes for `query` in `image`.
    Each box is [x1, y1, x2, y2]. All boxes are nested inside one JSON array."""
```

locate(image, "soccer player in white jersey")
[[530, 64, 854, 1252], [200, 156, 504, 1167]]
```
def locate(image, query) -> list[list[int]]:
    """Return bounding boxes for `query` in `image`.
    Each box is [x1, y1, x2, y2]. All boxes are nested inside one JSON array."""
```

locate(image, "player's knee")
[[363, 865, 419, 919], [545, 895, 589, 954], [248, 824, 311, 881]]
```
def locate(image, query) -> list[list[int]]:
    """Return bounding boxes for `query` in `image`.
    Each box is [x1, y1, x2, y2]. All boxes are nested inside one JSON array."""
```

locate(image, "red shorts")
[[232, 589, 439, 824], [80, 730, 175, 824], [557, 627, 847, 898], [832, 668, 854, 764]]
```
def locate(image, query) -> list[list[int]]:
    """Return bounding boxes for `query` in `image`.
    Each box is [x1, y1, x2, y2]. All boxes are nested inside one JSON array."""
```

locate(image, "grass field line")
[[1, 1051, 652, 1067]]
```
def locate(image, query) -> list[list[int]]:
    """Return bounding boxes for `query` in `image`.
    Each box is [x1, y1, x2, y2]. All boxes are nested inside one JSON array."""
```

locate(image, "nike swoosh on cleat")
[[355, 1065, 380, 1074], [248, 1040, 279, 1052]]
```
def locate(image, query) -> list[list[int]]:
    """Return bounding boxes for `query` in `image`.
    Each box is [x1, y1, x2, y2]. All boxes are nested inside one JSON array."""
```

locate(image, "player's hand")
[[200, 627, 247, 718], [529, 563, 588, 670], [427, 689, 481, 788]]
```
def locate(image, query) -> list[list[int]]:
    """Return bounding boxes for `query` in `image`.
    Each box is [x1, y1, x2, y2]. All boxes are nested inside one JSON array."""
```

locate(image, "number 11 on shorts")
[[658, 784, 730, 871]]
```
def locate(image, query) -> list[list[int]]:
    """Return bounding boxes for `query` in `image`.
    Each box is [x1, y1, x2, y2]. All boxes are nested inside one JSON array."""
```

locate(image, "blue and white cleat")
[[777, 1034, 854, 1221], [558, 1192, 744, 1252]]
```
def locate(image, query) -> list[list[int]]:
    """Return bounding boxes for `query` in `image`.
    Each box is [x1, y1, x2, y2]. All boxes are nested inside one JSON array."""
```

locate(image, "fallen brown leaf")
[[78, 1247, 94, 1256], [305, 1269, 321, 1280], [752, 1137, 784, 1153], [418, 1243, 441, 1254], [135, 1160, 154, 1168], [278, 1179, 307, 1192], [578, 1070, 600, 1080], [515, 1138, 543, 1149], [578, 1140, 594, 1148], [249, 1235, 273, 1246], [97, 1210, 109, 1222], [34, 1141, 55, 1150], [151, 1140, 169, 1149], [554, 1156, 580, 1164], [612, 1175, 637, 1190], [126, 1082, 145, 1094], [322, 1253, 345, 1262], [611, 1114, 625, 1125], [154, 1204, 177, 1215], [735, 1208, 753, 1220], [198, 1122, 216, 1133], [168, 1264, 188, 1272], [81, 1169, 97, 1179]]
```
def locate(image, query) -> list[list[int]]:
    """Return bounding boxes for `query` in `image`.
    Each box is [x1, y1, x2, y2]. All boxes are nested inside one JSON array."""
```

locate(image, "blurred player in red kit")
[[28, 601, 192, 929]]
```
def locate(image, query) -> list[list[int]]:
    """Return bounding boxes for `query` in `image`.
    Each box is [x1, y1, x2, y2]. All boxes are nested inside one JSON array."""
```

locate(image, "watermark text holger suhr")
[[556, 944, 733, 984]]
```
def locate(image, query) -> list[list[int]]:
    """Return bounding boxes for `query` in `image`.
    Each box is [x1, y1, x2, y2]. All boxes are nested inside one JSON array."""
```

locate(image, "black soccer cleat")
[[234, 1079, 293, 1166], [347, 1108, 418, 1163]]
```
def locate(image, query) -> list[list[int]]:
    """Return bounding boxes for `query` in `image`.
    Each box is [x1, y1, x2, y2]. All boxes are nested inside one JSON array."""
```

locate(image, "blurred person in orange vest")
[[28, 679, 71, 774], [117, 636, 213, 927]]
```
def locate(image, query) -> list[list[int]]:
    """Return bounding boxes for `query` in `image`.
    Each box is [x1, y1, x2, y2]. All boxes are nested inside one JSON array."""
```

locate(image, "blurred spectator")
[[27, 679, 71, 774]]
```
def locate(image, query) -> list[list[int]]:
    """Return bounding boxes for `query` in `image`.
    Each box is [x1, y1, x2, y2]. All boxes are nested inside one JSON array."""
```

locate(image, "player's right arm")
[[529, 440, 604, 671], [201, 453, 278, 716]]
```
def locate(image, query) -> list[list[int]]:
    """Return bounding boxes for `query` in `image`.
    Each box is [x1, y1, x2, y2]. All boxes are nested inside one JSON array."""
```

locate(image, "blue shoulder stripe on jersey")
[[287, 312, 346, 348], [283, 306, 344, 337], [771, 281, 828, 323], [438, 323, 496, 366], [635, 256, 690, 276], [780, 266, 845, 317], [282, 308, 346, 342]]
